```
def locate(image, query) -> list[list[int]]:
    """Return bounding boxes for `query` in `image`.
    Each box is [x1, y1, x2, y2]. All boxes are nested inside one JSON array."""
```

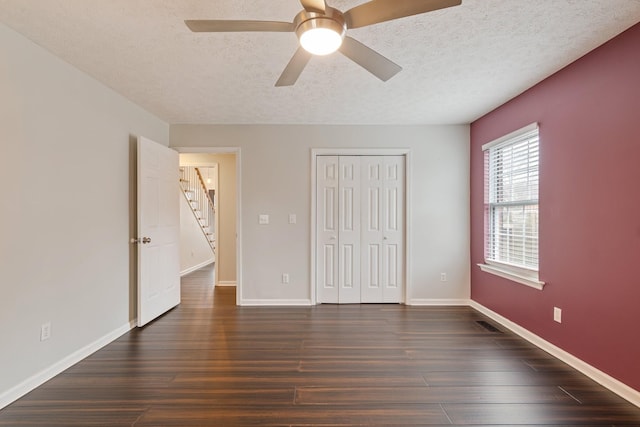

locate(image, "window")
[[478, 123, 545, 290]]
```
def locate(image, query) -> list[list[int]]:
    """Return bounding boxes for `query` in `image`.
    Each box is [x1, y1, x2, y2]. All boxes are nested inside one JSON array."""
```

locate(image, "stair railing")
[[179, 166, 216, 253]]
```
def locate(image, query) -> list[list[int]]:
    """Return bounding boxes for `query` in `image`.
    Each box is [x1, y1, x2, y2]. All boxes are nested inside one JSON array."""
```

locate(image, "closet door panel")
[[381, 156, 404, 302], [316, 156, 339, 303], [360, 157, 384, 302], [337, 157, 361, 304]]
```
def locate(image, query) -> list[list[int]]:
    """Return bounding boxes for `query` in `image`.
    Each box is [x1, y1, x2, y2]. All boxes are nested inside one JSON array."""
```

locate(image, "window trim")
[[477, 262, 545, 290], [479, 122, 545, 290], [481, 122, 539, 151]]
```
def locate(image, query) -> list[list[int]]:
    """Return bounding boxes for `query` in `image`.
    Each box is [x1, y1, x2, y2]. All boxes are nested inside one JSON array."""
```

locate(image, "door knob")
[[131, 237, 152, 244]]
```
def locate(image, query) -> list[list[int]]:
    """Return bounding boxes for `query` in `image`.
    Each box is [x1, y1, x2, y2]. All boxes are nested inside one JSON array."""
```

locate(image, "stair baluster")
[[179, 166, 216, 254]]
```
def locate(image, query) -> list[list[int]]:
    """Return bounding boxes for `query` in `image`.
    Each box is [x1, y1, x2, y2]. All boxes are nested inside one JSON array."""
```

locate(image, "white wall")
[[179, 194, 214, 275], [0, 24, 168, 406], [212, 154, 237, 285], [170, 125, 470, 305]]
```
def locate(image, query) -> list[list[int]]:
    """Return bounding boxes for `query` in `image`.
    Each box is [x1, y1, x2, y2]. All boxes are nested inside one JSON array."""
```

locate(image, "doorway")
[[174, 147, 241, 305], [178, 161, 218, 276]]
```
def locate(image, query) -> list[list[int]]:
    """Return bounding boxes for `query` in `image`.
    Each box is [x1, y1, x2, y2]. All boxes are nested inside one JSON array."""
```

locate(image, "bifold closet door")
[[360, 156, 404, 303], [316, 155, 404, 304], [317, 156, 361, 304]]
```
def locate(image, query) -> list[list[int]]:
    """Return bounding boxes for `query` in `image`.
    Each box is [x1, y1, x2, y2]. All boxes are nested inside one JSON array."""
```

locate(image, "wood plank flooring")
[[2, 264, 639, 426]]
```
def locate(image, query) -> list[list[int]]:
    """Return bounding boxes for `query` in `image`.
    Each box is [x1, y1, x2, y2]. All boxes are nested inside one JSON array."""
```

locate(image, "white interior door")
[[360, 157, 383, 302], [317, 155, 404, 304], [337, 157, 361, 303], [361, 156, 404, 302], [316, 156, 339, 303], [383, 156, 405, 302], [137, 137, 180, 327]]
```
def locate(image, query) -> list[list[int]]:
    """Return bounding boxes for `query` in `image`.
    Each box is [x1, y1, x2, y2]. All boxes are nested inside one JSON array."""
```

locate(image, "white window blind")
[[484, 124, 539, 271]]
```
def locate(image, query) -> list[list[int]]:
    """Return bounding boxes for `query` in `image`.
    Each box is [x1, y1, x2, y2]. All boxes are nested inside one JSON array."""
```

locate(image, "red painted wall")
[[471, 23, 640, 391]]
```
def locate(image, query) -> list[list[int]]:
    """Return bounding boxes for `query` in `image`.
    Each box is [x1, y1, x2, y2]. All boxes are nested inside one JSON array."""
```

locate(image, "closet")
[[316, 156, 405, 303]]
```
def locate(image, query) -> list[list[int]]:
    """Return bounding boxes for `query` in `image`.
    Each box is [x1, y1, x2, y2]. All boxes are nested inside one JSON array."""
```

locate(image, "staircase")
[[179, 166, 216, 254]]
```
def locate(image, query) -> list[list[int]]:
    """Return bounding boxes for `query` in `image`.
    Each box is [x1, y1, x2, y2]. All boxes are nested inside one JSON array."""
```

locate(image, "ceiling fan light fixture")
[[296, 14, 346, 56], [300, 26, 342, 55]]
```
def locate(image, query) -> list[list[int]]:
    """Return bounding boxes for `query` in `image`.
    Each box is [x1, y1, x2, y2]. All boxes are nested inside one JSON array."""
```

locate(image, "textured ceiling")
[[1, 0, 639, 125]]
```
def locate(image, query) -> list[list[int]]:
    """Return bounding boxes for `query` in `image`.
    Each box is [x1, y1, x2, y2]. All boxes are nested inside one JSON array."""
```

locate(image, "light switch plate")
[[259, 214, 269, 225], [288, 214, 296, 224]]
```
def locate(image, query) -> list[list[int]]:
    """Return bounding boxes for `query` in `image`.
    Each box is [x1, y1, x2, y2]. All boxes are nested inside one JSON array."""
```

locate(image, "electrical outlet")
[[440, 273, 447, 282], [282, 273, 290, 284], [259, 214, 269, 225], [553, 307, 562, 323], [40, 322, 51, 341], [288, 214, 297, 224]]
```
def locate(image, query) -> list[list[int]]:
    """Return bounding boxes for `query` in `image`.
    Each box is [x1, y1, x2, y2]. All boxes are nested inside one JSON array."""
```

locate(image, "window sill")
[[477, 263, 545, 290]]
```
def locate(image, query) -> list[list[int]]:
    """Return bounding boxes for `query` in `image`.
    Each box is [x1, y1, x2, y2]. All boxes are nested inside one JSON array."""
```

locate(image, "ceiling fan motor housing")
[[294, 7, 347, 42]]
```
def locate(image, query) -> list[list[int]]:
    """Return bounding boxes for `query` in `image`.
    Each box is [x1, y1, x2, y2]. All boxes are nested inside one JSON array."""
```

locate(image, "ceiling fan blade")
[[185, 20, 295, 32], [344, 0, 461, 29], [275, 47, 313, 87], [339, 36, 402, 82], [300, 0, 326, 14]]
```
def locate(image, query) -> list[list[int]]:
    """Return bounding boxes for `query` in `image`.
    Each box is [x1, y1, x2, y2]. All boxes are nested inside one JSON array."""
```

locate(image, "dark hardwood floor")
[[2, 264, 640, 426]]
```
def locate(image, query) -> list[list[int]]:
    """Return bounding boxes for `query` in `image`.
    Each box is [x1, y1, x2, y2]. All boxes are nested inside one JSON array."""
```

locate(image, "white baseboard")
[[180, 258, 214, 277], [407, 298, 471, 306], [240, 299, 313, 306], [216, 281, 236, 287], [0, 320, 135, 410], [470, 300, 640, 408]]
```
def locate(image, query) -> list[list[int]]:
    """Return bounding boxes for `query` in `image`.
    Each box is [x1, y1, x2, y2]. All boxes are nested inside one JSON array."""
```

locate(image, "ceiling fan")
[[185, 0, 462, 87]]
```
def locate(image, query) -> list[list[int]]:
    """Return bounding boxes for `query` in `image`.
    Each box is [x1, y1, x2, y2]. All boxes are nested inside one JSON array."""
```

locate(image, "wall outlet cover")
[[553, 307, 562, 323], [40, 322, 51, 341]]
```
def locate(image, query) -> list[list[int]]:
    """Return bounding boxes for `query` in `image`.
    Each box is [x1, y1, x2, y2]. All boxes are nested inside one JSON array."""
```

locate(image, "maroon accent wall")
[[470, 23, 640, 392]]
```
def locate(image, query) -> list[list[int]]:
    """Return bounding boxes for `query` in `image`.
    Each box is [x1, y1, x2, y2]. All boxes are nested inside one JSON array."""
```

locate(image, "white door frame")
[[173, 146, 242, 306], [311, 148, 411, 305]]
